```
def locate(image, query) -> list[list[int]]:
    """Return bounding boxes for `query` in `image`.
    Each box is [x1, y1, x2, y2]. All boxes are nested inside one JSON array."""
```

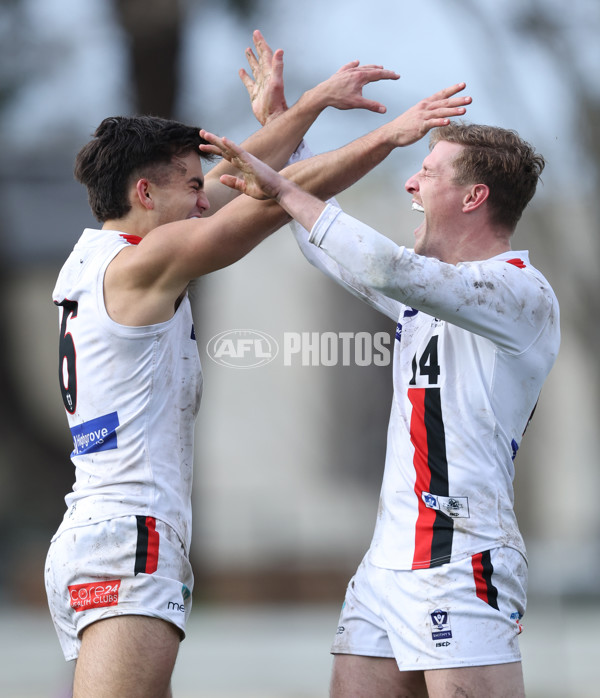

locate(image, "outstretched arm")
[[117, 82, 471, 324], [203, 30, 400, 213], [239, 29, 288, 127], [201, 83, 471, 230]]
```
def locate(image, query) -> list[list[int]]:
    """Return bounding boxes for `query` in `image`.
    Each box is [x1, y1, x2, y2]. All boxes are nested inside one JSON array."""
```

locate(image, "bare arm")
[[201, 83, 471, 229], [203, 30, 400, 213], [166, 84, 471, 281], [110, 84, 470, 326]]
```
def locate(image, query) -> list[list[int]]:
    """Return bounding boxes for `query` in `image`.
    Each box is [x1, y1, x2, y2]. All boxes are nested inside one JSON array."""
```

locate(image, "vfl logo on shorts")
[[430, 609, 452, 641], [68, 580, 121, 612], [70, 411, 120, 456]]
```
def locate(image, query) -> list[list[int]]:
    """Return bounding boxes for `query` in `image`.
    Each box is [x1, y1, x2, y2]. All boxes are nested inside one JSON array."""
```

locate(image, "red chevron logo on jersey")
[[120, 234, 142, 245], [506, 258, 526, 268]]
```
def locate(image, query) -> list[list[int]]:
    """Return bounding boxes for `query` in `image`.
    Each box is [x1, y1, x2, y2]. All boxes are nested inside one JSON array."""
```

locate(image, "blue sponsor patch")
[[71, 411, 120, 456]]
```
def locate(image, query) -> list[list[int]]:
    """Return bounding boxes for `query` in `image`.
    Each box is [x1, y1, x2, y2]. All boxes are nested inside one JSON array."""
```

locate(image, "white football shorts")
[[331, 546, 526, 671], [45, 515, 193, 661]]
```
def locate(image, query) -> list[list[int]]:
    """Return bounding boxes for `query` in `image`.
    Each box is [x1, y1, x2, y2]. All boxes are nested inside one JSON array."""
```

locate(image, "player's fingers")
[[219, 135, 244, 153], [199, 130, 232, 156], [253, 29, 269, 53], [336, 60, 361, 73], [272, 48, 284, 73], [245, 47, 259, 75], [213, 136, 249, 166], [428, 82, 468, 101], [442, 95, 472, 108], [421, 117, 453, 130], [357, 99, 387, 114], [427, 95, 471, 109], [271, 60, 283, 85], [258, 42, 273, 64], [198, 143, 224, 157], [360, 69, 401, 82], [253, 30, 274, 65], [426, 99, 470, 117], [239, 68, 255, 92], [426, 105, 468, 122], [219, 174, 244, 191], [199, 128, 220, 143]]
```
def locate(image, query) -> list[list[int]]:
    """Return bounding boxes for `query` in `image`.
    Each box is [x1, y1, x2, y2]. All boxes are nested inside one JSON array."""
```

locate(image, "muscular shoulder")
[[103, 245, 186, 326]]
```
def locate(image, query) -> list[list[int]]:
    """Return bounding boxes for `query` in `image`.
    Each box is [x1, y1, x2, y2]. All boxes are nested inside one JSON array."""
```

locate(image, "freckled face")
[[151, 152, 210, 226], [404, 141, 468, 258]]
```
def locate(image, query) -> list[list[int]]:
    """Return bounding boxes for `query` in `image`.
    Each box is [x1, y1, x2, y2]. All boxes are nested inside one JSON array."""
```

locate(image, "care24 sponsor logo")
[[68, 579, 121, 612]]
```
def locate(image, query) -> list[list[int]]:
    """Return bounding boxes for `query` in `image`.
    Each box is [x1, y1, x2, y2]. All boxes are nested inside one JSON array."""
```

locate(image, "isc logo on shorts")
[[68, 580, 121, 612]]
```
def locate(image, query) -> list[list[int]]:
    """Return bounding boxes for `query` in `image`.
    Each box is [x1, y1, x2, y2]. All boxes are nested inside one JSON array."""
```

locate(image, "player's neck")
[[441, 226, 512, 265], [102, 214, 150, 238]]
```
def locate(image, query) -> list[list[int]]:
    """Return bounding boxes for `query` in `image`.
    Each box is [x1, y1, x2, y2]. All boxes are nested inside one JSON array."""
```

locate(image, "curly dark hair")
[[429, 123, 545, 231], [74, 115, 214, 222]]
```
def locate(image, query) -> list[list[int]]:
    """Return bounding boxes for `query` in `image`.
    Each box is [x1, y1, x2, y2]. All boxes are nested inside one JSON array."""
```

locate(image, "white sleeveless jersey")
[[52, 228, 202, 551], [292, 204, 560, 570]]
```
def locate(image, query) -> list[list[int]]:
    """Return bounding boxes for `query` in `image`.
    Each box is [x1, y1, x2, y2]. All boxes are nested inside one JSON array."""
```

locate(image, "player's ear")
[[462, 183, 489, 213], [135, 179, 155, 210]]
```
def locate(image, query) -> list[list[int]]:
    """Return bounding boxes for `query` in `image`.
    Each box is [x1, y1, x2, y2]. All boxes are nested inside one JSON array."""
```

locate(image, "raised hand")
[[240, 29, 288, 126], [387, 83, 472, 146], [308, 61, 400, 114], [200, 130, 283, 201]]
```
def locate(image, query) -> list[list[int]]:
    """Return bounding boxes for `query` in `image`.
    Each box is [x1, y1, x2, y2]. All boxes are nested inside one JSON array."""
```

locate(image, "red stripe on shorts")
[[135, 516, 159, 575], [145, 517, 159, 574], [472, 550, 499, 610]]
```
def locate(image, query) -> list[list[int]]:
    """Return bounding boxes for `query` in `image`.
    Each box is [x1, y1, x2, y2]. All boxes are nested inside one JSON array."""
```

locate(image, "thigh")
[[74, 615, 180, 698], [330, 654, 427, 698], [425, 661, 525, 698], [330, 560, 427, 697]]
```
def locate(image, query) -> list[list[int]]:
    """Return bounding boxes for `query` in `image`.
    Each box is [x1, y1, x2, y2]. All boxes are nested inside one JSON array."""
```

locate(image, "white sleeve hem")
[[308, 203, 343, 247]]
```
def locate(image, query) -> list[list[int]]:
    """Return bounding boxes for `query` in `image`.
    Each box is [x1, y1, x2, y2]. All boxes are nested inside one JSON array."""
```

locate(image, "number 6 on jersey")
[[57, 299, 78, 414]]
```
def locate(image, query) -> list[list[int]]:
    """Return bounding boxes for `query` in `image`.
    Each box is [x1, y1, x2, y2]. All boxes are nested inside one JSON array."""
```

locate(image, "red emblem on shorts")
[[68, 579, 121, 612]]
